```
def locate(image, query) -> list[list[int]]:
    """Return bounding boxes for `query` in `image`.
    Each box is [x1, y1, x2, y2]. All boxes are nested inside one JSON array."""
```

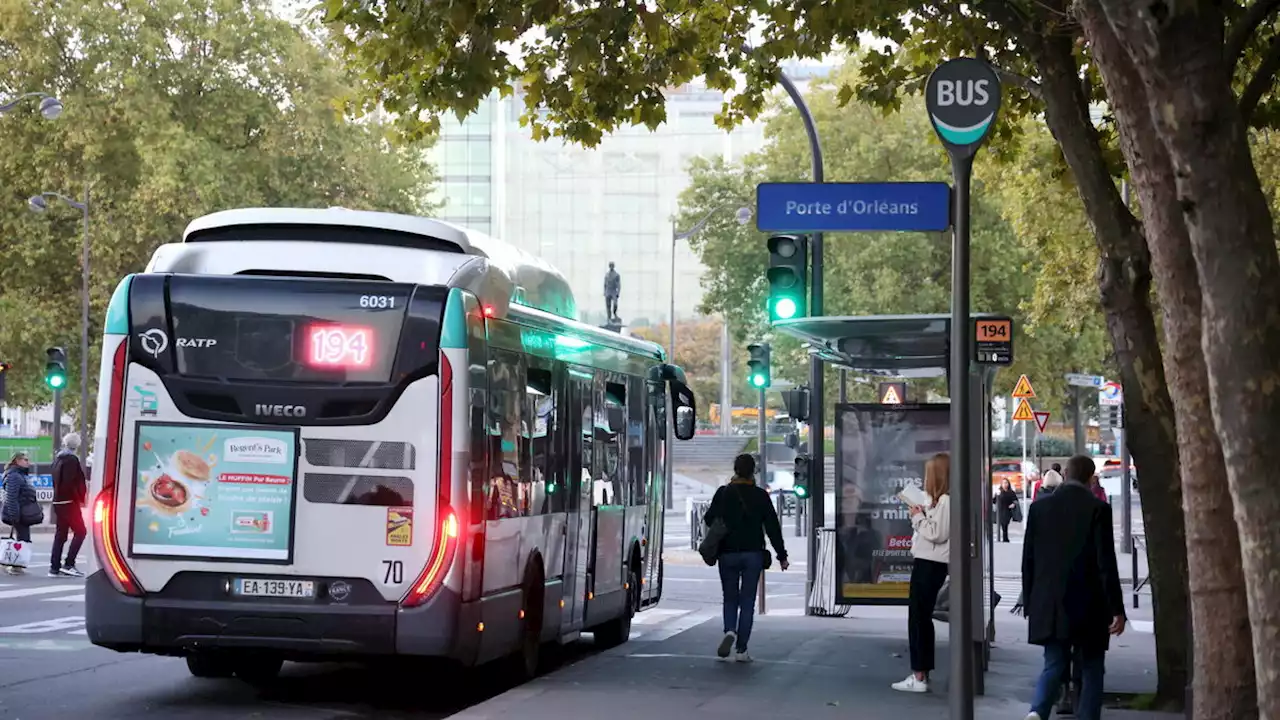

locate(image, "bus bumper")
[[84, 570, 408, 660]]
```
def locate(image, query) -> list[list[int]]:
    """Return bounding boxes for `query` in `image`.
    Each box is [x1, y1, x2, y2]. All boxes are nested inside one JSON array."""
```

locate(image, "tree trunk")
[[1023, 26, 1189, 705], [1079, 4, 1258, 716], [1096, 4, 1280, 713]]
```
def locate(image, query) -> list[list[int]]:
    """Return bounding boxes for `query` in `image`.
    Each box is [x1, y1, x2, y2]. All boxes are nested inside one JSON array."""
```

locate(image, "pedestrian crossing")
[[0, 582, 87, 636]]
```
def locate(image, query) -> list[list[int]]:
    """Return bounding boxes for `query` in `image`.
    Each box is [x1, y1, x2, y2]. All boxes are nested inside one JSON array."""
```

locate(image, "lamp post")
[[0, 92, 63, 120], [28, 186, 91, 462], [665, 203, 751, 510]]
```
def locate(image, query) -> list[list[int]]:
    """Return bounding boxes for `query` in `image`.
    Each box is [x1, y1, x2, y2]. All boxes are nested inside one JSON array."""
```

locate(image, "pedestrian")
[[1089, 474, 1109, 503], [1022, 455, 1126, 720], [995, 479, 1019, 543], [50, 433, 88, 578], [703, 453, 789, 663], [892, 452, 951, 693], [1034, 458, 1064, 499], [1, 452, 43, 575]]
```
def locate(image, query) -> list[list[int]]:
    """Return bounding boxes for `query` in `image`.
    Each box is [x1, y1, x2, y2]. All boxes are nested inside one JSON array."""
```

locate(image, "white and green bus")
[[85, 208, 696, 682]]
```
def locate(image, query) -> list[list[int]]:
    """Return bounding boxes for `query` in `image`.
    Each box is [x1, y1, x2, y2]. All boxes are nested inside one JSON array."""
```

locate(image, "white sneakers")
[[1024, 713, 1042, 720], [715, 632, 753, 663], [891, 674, 930, 693], [716, 631, 737, 659]]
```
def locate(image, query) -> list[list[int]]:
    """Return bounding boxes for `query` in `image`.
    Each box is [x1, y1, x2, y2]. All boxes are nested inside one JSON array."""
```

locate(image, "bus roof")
[[179, 207, 578, 321]]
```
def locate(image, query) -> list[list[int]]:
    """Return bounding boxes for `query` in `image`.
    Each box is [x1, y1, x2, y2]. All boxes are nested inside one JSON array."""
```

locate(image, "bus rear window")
[[165, 275, 416, 383]]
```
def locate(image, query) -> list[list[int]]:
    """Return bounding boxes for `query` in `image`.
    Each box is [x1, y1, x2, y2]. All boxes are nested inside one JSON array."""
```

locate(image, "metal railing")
[[1131, 533, 1150, 609]]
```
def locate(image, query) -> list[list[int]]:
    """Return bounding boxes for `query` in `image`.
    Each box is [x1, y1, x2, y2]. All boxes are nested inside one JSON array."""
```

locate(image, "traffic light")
[[0, 361, 10, 403], [766, 234, 808, 322], [44, 347, 67, 391], [793, 454, 810, 499], [746, 342, 771, 389]]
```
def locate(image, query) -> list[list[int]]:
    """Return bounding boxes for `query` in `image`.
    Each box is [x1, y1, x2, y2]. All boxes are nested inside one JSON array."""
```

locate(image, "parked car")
[[992, 459, 1039, 497], [1097, 465, 1138, 500]]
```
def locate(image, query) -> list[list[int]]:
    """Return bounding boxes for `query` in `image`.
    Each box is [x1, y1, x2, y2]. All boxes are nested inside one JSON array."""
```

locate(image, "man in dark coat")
[[1021, 455, 1126, 720]]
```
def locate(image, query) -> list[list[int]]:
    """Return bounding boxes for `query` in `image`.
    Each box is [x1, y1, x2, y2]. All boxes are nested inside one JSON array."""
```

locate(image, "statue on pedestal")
[[604, 261, 621, 323]]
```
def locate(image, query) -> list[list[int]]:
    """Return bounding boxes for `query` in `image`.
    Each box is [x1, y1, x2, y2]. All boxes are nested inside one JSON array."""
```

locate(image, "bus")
[[84, 207, 697, 683]]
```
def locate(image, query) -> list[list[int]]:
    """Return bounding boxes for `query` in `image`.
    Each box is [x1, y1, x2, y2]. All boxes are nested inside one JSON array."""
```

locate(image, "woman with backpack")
[[2, 452, 43, 575], [702, 454, 789, 663]]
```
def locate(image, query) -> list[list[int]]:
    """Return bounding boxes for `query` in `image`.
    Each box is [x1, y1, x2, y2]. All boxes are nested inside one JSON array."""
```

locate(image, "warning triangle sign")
[[880, 385, 903, 404], [1033, 411, 1051, 433], [1012, 397, 1036, 422], [1012, 374, 1036, 399]]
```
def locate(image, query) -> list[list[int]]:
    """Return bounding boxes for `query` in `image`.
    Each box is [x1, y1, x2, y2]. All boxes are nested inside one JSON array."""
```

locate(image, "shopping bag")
[[932, 578, 950, 623], [0, 534, 32, 568]]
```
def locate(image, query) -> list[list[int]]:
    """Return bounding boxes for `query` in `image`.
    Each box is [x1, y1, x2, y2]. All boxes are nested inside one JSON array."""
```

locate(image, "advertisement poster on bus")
[[835, 404, 951, 604], [129, 422, 300, 563]]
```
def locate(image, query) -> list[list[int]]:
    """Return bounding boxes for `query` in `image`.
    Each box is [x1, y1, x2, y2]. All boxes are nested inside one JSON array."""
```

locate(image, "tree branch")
[[996, 67, 1044, 99], [1226, 0, 1280, 73], [1239, 31, 1280, 124]]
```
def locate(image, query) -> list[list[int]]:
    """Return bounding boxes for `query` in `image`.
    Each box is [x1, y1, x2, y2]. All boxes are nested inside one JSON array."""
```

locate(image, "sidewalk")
[[451, 608, 1179, 720]]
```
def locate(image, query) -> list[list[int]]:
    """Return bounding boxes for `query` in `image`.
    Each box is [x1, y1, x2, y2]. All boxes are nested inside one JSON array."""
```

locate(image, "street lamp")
[[28, 187, 91, 462], [1, 92, 63, 120], [664, 203, 752, 510]]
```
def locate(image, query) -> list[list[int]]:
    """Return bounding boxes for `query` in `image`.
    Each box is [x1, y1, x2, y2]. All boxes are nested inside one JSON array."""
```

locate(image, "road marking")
[[0, 585, 86, 600], [631, 609, 715, 642], [0, 616, 85, 634], [0, 638, 88, 651], [632, 608, 689, 626], [41, 593, 85, 603]]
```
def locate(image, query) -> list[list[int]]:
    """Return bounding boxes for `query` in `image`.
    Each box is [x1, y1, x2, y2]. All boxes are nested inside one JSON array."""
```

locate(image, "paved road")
[[0, 521, 755, 719]]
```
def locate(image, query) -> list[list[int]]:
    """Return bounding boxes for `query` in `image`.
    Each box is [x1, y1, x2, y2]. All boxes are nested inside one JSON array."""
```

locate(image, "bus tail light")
[[400, 506, 459, 609], [93, 342, 141, 597]]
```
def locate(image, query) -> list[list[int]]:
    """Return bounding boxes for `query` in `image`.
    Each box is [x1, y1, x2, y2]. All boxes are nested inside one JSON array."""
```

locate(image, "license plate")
[[234, 578, 315, 598]]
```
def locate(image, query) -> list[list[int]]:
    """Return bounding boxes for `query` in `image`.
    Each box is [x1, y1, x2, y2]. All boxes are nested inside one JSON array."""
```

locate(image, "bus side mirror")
[[670, 379, 697, 440], [674, 406, 695, 440]]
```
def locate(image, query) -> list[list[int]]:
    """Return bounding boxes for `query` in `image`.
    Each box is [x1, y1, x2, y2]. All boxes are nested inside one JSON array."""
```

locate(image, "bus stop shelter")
[[774, 313, 1011, 695]]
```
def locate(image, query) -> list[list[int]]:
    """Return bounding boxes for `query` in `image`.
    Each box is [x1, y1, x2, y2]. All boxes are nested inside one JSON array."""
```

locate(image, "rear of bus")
[[85, 269, 465, 667]]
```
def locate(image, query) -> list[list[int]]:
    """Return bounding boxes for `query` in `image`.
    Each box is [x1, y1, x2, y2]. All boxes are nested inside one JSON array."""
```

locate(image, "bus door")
[[560, 368, 594, 635]]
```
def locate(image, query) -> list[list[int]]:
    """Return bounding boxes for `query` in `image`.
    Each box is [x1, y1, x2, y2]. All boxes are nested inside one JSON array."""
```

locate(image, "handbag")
[[1011, 501, 1024, 524], [932, 578, 951, 622], [0, 529, 32, 569]]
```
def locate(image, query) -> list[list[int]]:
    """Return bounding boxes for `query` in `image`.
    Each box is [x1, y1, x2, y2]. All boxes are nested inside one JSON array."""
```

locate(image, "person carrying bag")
[[1, 452, 43, 575], [701, 454, 789, 663]]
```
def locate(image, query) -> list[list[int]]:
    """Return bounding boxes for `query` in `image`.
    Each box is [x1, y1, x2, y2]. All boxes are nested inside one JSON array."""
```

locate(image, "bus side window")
[[488, 349, 526, 519], [526, 367, 553, 516], [604, 381, 626, 506], [626, 376, 646, 506], [466, 298, 488, 526]]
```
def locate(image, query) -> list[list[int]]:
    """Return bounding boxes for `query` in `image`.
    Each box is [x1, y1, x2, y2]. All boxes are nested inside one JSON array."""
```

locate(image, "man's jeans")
[[50, 504, 86, 572], [717, 550, 764, 653], [1031, 641, 1105, 720]]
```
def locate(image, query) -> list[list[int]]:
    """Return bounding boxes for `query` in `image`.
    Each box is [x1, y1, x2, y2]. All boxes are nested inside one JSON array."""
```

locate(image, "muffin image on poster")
[[130, 423, 299, 562]]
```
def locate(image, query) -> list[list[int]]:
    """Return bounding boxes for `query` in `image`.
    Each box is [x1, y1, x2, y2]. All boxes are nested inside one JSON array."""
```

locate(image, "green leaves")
[[676, 57, 1109, 415], [0, 0, 437, 412]]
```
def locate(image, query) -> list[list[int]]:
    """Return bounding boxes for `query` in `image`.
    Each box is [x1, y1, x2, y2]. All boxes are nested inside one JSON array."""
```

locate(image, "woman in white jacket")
[[892, 452, 951, 693]]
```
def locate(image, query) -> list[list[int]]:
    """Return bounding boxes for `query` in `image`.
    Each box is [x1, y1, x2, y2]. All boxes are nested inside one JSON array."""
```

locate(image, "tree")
[[1079, 2, 1280, 715], [0, 0, 437, 417], [674, 63, 1110, 420]]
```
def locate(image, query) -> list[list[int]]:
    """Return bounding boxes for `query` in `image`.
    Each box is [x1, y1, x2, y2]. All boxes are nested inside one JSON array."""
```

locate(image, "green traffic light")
[[794, 485, 808, 498], [750, 373, 767, 388], [46, 373, 66, 390], [774, 296, 798, 320]]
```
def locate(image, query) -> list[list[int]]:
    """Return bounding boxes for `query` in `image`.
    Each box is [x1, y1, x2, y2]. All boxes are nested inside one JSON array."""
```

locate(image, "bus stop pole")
[[948, 152, 977, 720], [757, 386, 768, 615]]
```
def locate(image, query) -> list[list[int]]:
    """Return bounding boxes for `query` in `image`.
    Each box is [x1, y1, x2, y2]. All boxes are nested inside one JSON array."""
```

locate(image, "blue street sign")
[[755, 182, 952, 233], [31, 474, 53, 489]]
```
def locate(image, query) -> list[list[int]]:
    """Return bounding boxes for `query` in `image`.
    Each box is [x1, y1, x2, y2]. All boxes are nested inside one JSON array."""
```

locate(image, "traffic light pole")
[[79, 182, 90, 462], [51, 388, 63, 452], [776, 70, 825, 616], [757, 385, 768, 616]]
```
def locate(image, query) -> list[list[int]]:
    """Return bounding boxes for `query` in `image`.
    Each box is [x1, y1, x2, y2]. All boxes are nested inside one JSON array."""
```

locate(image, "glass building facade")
[[426, 84, 767, 327]]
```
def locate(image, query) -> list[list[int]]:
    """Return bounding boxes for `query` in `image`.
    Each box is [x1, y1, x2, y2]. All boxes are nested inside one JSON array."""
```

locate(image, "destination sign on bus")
[[307, 324, 374, 369]]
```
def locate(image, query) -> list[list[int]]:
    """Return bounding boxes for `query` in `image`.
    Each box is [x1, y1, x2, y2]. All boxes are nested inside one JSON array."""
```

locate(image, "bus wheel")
[[185, 652, 234, 678], [594, 569, 637, 648], [233, 655, 284, 685], [518, 593, 543, 679]]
